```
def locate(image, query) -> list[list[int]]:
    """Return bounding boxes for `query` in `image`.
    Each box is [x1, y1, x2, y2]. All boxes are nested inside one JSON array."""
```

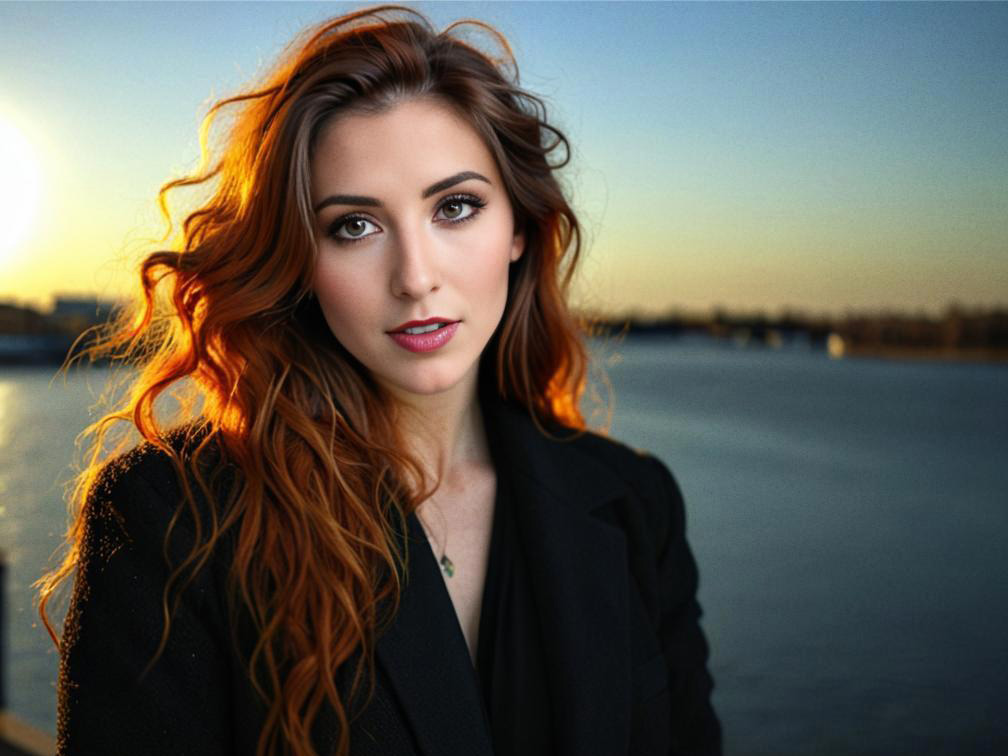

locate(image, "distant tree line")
[[582, 304, 1008, 361], [3, 297, 1006, 365], [0, 296, 117, 365]]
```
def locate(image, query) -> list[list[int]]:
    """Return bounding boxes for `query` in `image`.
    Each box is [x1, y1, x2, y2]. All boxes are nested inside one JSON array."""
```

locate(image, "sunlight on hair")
[[34, 8, 601, 756]]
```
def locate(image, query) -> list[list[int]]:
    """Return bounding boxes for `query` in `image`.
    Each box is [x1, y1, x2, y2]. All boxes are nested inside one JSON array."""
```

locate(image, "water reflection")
[[0, 379, 12, 510], [0, 378, 12, 449]]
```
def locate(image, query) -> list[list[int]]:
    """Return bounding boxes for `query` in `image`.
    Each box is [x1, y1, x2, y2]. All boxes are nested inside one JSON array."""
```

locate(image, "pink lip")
[[388, 316, 456, 333], [388, 321, 460, 353]]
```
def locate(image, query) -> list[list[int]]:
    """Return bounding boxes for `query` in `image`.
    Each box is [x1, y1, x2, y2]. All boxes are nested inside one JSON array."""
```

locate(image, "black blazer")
[[58, 396, 721, 756]]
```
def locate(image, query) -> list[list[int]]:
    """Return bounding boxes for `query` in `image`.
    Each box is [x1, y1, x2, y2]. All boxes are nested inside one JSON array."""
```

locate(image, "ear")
[[509, 228, 525, 262]]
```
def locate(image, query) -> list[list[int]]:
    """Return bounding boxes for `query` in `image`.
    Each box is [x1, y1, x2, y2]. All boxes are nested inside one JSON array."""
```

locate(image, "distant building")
[[0, 296, 120, 364], [0, 301, 70, 363], [50, 295, 117, 318], [48, 295, 118, 334], [0, 302, 49, 335]]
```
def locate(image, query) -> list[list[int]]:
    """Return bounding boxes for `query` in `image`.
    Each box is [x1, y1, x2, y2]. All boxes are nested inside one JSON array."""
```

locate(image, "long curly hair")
[[35, 5, 591, 755]]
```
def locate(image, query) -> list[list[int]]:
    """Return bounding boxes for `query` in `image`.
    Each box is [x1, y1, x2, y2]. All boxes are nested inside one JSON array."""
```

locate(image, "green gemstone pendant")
[[439, 554, 455, 578]]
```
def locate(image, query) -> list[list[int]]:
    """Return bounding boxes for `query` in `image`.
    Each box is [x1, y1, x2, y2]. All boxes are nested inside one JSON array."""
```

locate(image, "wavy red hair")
[[36, 5, 594, 755]]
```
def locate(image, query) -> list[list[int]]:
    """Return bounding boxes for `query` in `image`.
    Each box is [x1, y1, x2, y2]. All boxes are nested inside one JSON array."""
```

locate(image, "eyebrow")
[[312, 170, 491, 214]]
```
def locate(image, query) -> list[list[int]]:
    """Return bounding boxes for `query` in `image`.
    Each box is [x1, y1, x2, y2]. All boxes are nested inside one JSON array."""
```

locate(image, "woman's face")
[[309, 98, 524, 401]]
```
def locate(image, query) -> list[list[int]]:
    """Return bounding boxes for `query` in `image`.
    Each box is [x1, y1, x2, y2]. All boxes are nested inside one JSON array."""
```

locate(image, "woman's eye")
[[330, 216, 379, 242], [327, 196, 484, 243], [436, 195, 485, 223], [439, 201, 468, 220]]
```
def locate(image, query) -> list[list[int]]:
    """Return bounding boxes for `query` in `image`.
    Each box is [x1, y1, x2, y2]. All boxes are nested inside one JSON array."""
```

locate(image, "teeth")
[[404, 323, 445, 335]]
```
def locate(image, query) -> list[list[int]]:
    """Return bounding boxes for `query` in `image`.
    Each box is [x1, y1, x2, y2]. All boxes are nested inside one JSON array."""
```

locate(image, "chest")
[[416, 469, 497, 663]]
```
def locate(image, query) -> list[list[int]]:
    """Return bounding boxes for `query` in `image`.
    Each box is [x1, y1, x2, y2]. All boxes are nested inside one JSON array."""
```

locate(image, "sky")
[[0, 1, 1005, 317]]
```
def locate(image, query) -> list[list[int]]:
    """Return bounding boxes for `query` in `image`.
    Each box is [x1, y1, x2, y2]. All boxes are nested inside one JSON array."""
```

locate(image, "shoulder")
[[487, 396, 683, 517], [498, 400, 687, 548], [85, 423, 232, 553], [532, 407, 685, 512], [562, 426, 686, 538], [566, 427, 681, 501], [92, 423, 220, 497]]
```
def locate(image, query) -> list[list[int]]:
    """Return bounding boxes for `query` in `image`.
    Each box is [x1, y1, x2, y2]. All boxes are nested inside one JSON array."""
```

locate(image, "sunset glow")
[[0, 2, 1005, 314], [0, 116, 42, 266]]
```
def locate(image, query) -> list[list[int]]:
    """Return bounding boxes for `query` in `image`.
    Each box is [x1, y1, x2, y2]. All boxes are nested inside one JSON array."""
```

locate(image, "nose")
[[389, 223, 440, 299]]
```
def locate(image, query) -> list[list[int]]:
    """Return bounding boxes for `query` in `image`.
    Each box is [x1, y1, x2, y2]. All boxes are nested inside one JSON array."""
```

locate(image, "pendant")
[[439, 554, 455, 578]]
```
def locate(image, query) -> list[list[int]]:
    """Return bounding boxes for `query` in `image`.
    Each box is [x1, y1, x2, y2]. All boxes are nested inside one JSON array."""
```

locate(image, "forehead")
[[310, 98, 499, 195]]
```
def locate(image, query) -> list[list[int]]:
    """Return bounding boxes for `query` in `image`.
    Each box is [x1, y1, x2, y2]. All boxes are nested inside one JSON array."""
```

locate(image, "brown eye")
[[329, 215, 379, 243], [344, 218, 368, 236], [435, 194, 485, 224]]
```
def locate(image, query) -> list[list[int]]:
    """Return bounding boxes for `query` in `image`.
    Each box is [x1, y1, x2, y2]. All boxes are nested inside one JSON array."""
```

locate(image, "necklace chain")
[[417, 502, 455, 578]]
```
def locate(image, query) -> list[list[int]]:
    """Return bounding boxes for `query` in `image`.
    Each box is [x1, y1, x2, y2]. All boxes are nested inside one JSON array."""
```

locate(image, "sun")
[[0, 116, 43, 265]]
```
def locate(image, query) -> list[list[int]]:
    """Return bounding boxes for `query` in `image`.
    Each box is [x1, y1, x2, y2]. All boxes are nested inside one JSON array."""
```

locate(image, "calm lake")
[[1, 335, 1005, 755]]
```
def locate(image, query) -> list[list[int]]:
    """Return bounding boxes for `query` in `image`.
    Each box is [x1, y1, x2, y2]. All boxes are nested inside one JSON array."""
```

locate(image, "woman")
[[36, 5, 720, 756]]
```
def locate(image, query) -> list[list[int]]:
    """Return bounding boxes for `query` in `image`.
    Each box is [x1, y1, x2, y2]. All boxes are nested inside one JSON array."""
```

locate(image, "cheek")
[[465, 235, 515, 300], [313, 259, 377, 334]]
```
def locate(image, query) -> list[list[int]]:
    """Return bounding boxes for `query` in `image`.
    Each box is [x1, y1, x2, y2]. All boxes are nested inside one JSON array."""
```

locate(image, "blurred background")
[[0, 2, 1005, 755]]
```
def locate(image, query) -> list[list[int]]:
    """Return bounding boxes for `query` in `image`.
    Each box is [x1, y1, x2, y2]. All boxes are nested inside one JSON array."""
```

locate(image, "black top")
[[474, 466, 554, 756], [57, 397, 722, 756]]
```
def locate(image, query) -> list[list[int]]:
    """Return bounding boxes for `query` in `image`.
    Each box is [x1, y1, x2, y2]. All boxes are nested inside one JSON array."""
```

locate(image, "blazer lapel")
[[369, 395, 634, 756], [482, 397, 634, 756], [374, 509, 496, 756]]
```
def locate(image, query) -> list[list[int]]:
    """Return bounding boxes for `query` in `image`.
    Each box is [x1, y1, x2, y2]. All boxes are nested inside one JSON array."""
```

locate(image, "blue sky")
[[1, 1, 1005, 316]]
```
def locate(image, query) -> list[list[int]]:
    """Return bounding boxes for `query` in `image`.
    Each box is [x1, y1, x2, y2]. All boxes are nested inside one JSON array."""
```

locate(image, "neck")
[[385, 371, 490, 485]]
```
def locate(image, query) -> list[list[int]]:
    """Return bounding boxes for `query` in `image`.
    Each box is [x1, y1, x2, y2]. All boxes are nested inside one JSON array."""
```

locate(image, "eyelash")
[[326, 193, 488, 245]]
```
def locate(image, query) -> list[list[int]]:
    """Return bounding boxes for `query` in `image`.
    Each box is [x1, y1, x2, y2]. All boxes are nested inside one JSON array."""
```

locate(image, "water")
[[1, 338, 1006, 754]]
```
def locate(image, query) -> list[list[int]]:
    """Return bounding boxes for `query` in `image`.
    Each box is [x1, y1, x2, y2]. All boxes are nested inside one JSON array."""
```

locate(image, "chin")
[[379, 363, 472, 398]]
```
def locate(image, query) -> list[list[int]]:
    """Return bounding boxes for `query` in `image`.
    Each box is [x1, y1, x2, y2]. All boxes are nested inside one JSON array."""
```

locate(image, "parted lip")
[[387, 317, 458, 333]]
